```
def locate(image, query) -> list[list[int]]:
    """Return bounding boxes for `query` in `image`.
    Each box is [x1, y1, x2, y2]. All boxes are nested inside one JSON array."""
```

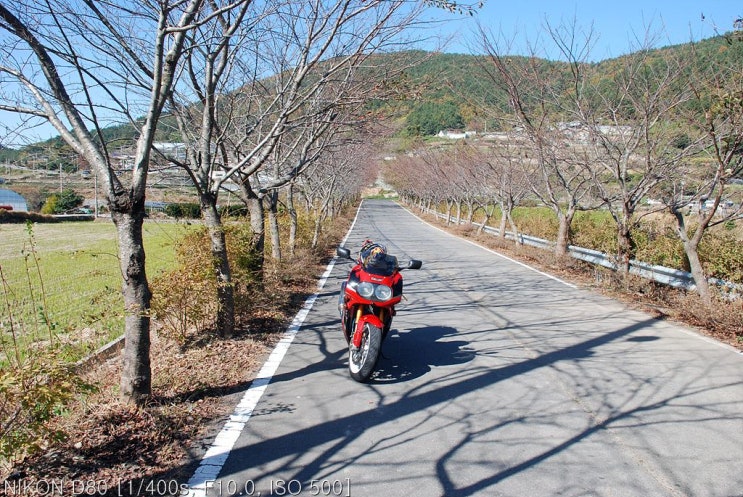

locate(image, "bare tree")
[[583, 37, 698, 276], [477, 21, 600, 257], [160, 0, 261, 337], [297, 139, 374, 249], [455, 143, 492, 226], [411, 146, 461, 224], [482, 136, 531, 241], [0, 0, 203, 404], [161, 0, 435, 321], [660, 52, 743, 304]]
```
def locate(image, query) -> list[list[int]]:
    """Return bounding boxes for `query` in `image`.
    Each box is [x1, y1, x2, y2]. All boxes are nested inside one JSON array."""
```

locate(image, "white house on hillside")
[[437, 130, 477, 140]]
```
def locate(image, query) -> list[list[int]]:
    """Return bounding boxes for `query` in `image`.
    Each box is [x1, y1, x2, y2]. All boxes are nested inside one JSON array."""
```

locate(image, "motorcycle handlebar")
[[335, 246, 422, 270]]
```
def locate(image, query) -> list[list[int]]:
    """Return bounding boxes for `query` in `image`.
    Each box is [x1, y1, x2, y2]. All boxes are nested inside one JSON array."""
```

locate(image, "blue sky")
[[418, 0, 742, 60], [2, 1, 740, 146]]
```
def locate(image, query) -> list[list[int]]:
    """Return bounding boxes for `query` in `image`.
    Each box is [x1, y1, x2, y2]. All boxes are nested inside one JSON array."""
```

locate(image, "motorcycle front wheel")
[[348, 323, 382, 382]]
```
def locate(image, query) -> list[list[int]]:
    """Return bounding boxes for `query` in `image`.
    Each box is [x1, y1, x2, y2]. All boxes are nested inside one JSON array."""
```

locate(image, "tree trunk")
[[287, 184, 297, 257], [465, 200, 474, 224], [498, 202, 508, 238], [507, 212, 521, 245], [200, 191, 235, 337], [312, 192, 333, 249], [684, 241, 711, 305], [312, 209, 322, 249], [554, 209, 575, 258], [236, 179, 266, 282], [671, 210, 712, 305], [113, 209, 152, 404], [616, 221, 634, 276], [477, 207, 491, 234], [268, 190, 281, 262]]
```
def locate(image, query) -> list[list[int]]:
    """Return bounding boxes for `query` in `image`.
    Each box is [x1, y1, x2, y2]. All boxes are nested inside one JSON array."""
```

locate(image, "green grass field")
[[0, 220, 192, 364]]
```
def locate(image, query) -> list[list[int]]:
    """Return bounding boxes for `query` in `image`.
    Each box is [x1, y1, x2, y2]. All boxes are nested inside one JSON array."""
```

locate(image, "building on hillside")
[[0, 189, 28, 211], [436, 130, 477, 140], [153, 142, 187, 161]]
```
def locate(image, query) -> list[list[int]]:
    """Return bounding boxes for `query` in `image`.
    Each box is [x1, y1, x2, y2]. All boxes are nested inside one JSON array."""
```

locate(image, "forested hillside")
[[4, 33, 742, 164], [377, 33, 743, 137]]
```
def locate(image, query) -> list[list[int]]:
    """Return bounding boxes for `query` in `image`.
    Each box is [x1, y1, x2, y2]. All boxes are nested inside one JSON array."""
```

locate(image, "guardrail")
[[424, 208, 741, 295]]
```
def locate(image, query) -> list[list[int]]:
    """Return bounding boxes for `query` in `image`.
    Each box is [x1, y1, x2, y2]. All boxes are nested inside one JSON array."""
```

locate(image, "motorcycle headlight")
[[374, 285, 393, 301], [357, 282, 375, 298]]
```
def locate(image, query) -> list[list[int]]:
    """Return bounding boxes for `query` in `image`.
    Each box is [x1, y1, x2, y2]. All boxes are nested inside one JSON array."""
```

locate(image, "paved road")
[[193, 199, 743, 497]]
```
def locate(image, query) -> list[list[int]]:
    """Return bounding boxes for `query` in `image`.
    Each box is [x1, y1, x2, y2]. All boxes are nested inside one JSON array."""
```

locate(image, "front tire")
[[349, 323, 382, 382]]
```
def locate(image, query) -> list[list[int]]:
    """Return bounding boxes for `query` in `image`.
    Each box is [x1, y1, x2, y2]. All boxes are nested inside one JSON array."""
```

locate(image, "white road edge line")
[[185, 204, 363, 497]]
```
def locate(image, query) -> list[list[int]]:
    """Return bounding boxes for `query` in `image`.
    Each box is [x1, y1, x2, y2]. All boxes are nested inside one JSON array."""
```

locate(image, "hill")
[[5, 33, 742, 164], [372, 33, 743, 137]]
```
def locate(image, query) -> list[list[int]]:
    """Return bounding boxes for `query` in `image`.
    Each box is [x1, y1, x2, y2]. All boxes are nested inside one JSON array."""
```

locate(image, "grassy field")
[[0, 219, 192, 364]]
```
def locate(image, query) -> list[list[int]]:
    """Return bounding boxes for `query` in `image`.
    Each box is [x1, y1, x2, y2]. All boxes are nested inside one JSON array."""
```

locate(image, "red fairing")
[[343, 263, 403, 347], [353, 314, 384, 348], [346, 264, 403, 303]]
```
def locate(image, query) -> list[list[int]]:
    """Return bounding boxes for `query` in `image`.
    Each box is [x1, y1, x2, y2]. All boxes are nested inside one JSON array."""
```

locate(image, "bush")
[[627, 218, 686, 269], [164, 202, 201, 219], [571, 211, 617, 255], [0, 351, 93, 465], [219, 205, 249, 217], [0, 210, 61, 224], [700, 229, 743, 282], [40, 188, 84, 214], [150, 222, 261, 346], [512, 207, 557, 239]]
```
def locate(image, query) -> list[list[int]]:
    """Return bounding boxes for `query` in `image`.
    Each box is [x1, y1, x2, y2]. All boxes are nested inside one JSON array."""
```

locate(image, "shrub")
[[512, 207, 557, 239], [150, 221, 261, 346], [219, 205, 249, 217], [633, 220, 687, 269], [0, 350, 93, 465], [571, 211, 617, 255], [0, 210, 61, 224], [700, 229, 743, 282], [40, 188, 84, 214], [164, 202, 201, 219], [40, 194, 58, 214]]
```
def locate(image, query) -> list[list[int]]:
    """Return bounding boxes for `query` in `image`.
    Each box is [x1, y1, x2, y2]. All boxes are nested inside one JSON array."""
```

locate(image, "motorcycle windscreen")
[[362, 254, 398, 276]]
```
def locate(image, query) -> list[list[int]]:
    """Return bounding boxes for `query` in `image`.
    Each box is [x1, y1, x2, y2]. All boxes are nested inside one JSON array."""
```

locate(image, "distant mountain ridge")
[[5, 33, 741, 162]]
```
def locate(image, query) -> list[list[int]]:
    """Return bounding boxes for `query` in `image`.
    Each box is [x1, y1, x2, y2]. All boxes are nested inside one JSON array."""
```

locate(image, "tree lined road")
[[196, 199, 743, 497]]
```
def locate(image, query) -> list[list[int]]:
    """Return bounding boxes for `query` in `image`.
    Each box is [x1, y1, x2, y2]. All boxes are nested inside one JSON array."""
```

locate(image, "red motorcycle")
[[336, 244, 422, 382]]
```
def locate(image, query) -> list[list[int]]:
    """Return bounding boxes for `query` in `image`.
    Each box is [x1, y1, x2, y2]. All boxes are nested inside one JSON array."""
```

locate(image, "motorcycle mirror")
[[407, 259, 423, 270], [336, 247, 352, 260]]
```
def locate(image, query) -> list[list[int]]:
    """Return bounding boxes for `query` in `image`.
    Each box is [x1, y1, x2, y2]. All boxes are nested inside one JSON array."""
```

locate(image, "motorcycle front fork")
[[345, 306, 394, 346]]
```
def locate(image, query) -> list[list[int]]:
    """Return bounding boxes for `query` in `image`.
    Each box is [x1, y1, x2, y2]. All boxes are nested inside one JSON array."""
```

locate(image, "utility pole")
[[94, 173, 98, 218]]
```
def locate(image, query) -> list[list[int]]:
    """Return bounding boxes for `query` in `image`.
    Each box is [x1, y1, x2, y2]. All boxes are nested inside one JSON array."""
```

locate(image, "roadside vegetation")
[[0, 208, 354, 492], [412, 203, 743, 348], [0, 220, 188, 472], [472, 205, 743, 285], [0, 221, 188, 361]]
